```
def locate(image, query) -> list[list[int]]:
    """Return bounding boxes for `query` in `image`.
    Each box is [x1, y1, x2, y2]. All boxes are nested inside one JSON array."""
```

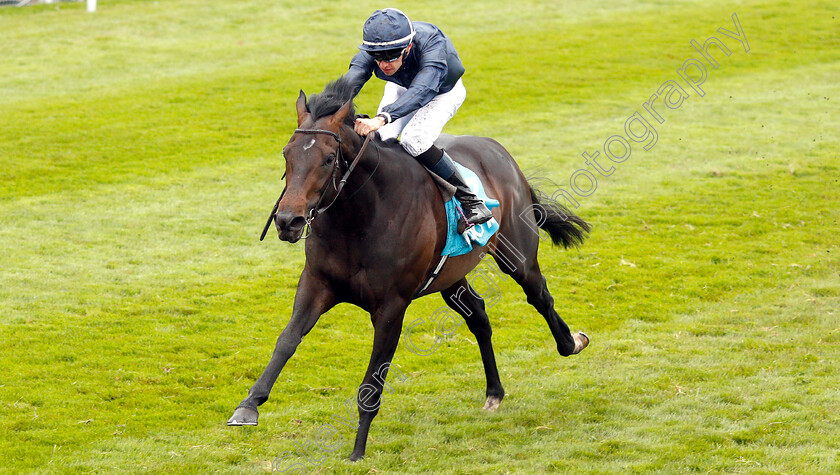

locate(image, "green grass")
[[1, 0, 838, 473]]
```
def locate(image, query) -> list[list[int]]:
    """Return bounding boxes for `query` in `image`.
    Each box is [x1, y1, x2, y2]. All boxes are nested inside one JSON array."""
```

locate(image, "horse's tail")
[[527, 183, 591, 248]]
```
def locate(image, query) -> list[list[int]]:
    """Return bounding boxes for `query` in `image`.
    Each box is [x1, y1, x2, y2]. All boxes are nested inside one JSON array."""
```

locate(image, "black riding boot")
[[417, 146, 493, 228], [446, 163, 493, 227]]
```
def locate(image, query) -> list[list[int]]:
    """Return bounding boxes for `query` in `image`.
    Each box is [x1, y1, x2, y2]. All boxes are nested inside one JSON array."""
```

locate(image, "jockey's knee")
[[377, 123, 401, 142], [399, 131, 434, 158]]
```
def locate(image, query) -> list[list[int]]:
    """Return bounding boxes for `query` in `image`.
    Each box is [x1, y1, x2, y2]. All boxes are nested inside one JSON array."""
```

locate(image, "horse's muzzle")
[[274, 211, 306, 242]]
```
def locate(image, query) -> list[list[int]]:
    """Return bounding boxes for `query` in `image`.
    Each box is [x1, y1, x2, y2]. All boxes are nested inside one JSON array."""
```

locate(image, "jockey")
[[346, 8, 493, 228]]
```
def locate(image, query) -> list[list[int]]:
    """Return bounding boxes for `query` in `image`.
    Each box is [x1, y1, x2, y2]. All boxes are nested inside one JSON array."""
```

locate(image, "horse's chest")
[[311, 237, 422, 303]]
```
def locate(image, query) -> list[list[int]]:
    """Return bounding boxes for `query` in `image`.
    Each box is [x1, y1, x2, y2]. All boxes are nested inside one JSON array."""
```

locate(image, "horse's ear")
[[296, 90, 309, 126], [329, 99, 353, 129]]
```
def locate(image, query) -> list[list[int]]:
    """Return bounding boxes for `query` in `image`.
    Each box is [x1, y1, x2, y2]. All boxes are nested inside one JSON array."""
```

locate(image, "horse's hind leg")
[[525, 263, 588, 356], [441, 278, 504, 410], [496, 253, 588, 357]]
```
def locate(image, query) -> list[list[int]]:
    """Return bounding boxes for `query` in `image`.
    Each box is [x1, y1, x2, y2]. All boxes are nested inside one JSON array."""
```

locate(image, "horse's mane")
[[307, 76, 357, 126]]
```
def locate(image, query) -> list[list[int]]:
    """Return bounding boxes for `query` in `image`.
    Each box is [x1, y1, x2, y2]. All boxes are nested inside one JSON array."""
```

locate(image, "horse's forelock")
[[307, 76, 357, 125]]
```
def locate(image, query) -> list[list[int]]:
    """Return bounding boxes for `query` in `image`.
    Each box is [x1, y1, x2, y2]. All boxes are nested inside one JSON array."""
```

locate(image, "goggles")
[[370, 47, 406, 63]]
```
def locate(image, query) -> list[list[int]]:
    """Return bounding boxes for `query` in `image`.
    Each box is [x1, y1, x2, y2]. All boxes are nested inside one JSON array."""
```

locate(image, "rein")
[[260, 130, 373, 241]]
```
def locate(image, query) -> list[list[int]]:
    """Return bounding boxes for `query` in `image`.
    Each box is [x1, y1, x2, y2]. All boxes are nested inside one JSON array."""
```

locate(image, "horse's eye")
[[324, 153, 337, 166]]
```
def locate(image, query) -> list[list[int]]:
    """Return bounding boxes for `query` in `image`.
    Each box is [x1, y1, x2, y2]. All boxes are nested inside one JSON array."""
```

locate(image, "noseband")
[[260, 129, 373, 241]]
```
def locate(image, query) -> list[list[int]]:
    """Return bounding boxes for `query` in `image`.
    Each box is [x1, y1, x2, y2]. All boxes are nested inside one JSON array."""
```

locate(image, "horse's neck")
[[309, 138, 445, 287]]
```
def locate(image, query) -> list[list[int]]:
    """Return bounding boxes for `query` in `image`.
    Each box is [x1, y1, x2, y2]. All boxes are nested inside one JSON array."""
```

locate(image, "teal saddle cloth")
[[441, 163, 500, 257]]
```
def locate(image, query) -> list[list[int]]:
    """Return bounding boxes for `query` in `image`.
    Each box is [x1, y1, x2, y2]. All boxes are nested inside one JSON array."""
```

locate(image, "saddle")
[[413, 162, 500, 296], [376, 135, 499, 248], [426, 162, 500, 256]]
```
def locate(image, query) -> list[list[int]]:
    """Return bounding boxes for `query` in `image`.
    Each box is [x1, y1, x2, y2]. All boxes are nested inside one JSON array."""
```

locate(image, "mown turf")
[[1, 0, 838, 473]]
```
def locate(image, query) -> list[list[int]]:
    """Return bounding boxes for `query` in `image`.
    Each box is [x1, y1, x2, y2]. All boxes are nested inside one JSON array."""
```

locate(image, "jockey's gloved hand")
[[354, 115, 386, 136]]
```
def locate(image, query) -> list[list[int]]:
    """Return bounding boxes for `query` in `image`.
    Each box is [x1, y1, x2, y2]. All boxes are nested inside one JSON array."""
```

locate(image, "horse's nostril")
[[275, 212, 306, 232], [288, 216, 306, 230]]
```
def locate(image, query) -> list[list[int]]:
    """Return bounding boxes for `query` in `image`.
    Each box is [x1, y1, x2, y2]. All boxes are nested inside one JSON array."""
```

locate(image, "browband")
[[294, 128, 341, 143]]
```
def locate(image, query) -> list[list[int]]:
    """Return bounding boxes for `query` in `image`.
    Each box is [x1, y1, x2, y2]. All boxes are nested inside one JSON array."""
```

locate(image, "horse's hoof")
[[349, 451, 365, 462], [572, 332, 590, 354], [227, 406, 259, 426], [483, 396, 502, 411]]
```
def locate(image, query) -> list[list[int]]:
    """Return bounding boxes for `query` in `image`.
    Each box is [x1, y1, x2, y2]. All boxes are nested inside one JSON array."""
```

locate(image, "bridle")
[[260, 129, 374, 241]]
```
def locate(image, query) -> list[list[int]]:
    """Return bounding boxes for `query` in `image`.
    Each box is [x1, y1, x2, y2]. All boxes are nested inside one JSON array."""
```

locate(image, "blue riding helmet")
[[359, 8, 416, 53]]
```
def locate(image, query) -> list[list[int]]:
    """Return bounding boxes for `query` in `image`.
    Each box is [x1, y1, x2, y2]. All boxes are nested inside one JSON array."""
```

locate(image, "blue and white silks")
[[441, 163, 500, 257]]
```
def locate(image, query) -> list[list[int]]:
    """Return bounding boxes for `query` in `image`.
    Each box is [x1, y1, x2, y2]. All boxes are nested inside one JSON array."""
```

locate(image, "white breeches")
[[376, 78, 466, 157]]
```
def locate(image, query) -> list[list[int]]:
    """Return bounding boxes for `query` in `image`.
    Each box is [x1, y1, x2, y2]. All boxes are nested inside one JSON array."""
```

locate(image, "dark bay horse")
[[228, 77, 591, 461]]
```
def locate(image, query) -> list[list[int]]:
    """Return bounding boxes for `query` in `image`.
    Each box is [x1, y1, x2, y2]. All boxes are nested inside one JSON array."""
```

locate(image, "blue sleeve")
[[380, 36, 448, 122], [346, 51, 375, 98]]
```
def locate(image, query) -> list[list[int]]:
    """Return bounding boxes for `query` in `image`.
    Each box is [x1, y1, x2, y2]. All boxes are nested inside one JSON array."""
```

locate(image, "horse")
[[228, 76, 591, 461]]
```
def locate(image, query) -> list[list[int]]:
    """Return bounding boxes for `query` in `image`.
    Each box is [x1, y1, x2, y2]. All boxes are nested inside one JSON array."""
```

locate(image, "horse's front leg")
[[228, 271, 335, 426], [349, 299, 408, 461]]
